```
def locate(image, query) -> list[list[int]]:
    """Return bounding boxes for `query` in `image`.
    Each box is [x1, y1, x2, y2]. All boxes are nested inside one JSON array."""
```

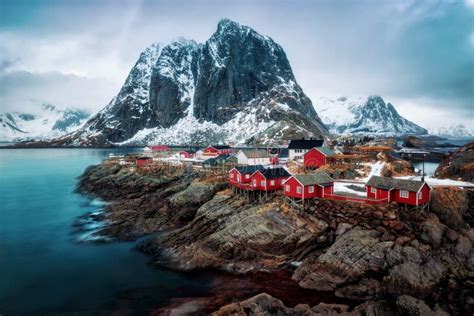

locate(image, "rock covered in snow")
[[314, 95, 427, 136], [54, 19, 328, 147]]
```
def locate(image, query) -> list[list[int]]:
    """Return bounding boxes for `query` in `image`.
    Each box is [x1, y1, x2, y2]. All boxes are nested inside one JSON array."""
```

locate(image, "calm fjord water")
[[0, 149, 208, 314]]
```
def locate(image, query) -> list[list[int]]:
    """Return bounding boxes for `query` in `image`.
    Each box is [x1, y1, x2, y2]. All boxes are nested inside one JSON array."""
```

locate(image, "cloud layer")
[[0, 0, 472, 128]]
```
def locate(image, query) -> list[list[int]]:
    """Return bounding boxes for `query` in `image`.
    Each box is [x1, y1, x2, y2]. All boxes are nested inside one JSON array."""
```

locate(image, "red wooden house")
[[250, 167, 291, 191], [303, 147, 335, 168], [284, 171, 334, 199], [202, 145, 232, 157], [150, 145, 170, 151], [229, 165, 266, 184], [179, 150, 196, 159], [136, 156, 153, 167], [366, 176, 430, 206]]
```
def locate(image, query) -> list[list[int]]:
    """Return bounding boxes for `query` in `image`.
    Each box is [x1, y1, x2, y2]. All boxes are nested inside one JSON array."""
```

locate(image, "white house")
[[288, 138, 325, 161], [235, 149, 271, 165]]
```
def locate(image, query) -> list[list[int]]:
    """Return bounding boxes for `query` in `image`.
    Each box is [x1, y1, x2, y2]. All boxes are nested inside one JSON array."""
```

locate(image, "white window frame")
[[418, 191, 422, 199], [245, 174, 250, 179], [297, 186, 302, 194], [400, 190, 409, 198], [308, 186, 314, 193], [230, 173, 234, 179], [270, 180, 275, 186], [261, 180, 266, 187], [371, 187, 376, 193], [253, 179, 257, 186], [285, 185, 290, 192]]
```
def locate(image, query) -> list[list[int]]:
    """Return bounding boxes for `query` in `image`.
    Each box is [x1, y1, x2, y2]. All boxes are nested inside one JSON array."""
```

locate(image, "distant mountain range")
[[429, 124, 474, 138], [51, 19, 328, 147], [0, 104, 90, 143], [8, 19, 464, 146], [314, 96, 428, 136]]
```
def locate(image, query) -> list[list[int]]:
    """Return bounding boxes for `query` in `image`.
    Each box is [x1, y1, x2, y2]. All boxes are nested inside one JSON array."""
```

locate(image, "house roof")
[[366, 176, 426, 192], [137, 156, 152, 160], [258, 167, 291, 179], [292, 172, 334, 186], [240, 149, 270, 159], [181, 149, 197, 154], [288, 139, 324, 150], [235, 165, 266, 175], [208, 145, 231, 150], [314, 147, 335, 156]]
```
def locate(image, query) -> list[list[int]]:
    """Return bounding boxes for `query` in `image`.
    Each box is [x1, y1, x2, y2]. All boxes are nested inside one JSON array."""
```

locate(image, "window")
[[261, 180, 266, 186], [371, 187, 376, 193], [297, 186, 302, 194], [285, 185, 290, 192], [230, 173, 234, 178], [270, 180, 275, 186], [253, 179, 257, 186], [418, 191, 422, 199], [245, 174, 249, 179], [308, 186, 314, 193], [400, 190, 409, 198]]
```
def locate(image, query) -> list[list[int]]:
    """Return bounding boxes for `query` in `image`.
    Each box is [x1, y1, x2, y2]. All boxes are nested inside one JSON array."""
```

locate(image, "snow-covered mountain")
[[52, 19, 328, 147], [0, 104, 90, 143], [314, 96, 427, 136], [429, 124, 474, 137]]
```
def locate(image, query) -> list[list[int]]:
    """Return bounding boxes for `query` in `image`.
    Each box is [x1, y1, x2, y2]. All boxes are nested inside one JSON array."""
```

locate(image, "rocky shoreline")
[[76, 162, 474, 315]]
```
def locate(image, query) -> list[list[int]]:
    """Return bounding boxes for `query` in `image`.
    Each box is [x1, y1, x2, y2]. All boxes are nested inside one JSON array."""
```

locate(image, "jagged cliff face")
[[56, 19, 328, 147], [315, 96, 428, 136]]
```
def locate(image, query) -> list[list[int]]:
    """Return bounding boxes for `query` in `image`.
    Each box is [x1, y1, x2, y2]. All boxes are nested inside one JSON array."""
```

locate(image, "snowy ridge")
[[429, 124, 474, 137], [314, 96, 427, 136], [0, 104, 90, 142]]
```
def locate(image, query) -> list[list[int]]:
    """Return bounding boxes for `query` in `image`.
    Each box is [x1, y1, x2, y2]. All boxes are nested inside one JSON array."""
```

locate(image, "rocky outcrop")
[[403, 136, 426, 149], [430, 186, 470, 229], [435, 141, 474, 182], [53, 19, 328, 147], [293, 228, 393, 291], [76, 161, 474, 314], [138, 194, 329, 272]]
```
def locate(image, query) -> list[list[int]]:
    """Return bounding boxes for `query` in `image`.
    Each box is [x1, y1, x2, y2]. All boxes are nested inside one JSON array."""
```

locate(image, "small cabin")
[[235, 149, 271, 166], [303, 147, 336, 168], [229, 165, 266, 184], [251, 167, 291, 191], [149, 145, 170, 151], [366, 176, 430, 206], [136, 156, 153, 167], [283, 171, 334, 199], [203, 145, 232, 157], [288, 138, 325, 161], [179, 150, 196, 159]]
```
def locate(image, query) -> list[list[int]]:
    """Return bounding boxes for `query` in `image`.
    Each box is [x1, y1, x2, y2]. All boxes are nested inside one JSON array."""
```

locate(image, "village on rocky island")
[[78, 136, 474, 315]]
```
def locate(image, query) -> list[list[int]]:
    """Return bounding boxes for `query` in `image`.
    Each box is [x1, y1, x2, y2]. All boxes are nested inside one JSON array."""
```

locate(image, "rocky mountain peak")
[[52, 20, 329, 146]]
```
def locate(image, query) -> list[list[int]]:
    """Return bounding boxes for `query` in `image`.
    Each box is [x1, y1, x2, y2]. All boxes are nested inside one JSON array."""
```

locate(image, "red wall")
[[229, 169, 252, 183], [251, 172, 287, 191], [136, 159, 151, 167], [366, 186, 389, 200], [303, 148, 327, 168], [283, 177, 333, 199]]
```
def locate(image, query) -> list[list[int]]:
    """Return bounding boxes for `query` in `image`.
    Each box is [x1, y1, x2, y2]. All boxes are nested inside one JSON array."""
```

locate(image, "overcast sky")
[[0, 0, 473, 129]]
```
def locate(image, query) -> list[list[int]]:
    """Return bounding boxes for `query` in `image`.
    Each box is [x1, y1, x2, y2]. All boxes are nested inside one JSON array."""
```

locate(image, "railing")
[[228, 180, 256, 191], [323, 194, 388, 205]]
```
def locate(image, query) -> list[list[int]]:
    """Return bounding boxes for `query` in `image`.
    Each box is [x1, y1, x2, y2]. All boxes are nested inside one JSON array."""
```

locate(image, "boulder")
[[419, 213, 445, 249], [385, 260, 446, 298], [430, 187, 469, 230], [396, 295, 434, 316], [293, 228, 393, 290]]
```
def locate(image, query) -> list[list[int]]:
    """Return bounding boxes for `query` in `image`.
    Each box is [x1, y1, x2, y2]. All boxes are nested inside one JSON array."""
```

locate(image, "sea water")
[[0, 149, 209, 314]]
